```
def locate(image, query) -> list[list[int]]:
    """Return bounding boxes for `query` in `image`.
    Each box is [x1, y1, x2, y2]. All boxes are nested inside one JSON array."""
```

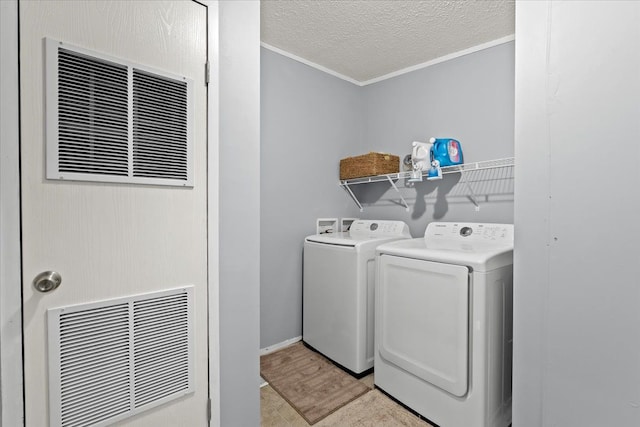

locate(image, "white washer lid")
[[306, 232, 385, 247], [306, 220, 411, 247], [376, 222, 514, 271]]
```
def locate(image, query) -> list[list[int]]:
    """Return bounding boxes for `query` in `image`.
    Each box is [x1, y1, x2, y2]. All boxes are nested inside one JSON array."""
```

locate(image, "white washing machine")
[[303, 220, 411, 374], [375, 222, 514, 427]]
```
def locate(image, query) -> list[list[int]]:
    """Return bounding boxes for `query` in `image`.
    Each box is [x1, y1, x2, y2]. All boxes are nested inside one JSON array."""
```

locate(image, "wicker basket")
[[339, 152, 400, 180]]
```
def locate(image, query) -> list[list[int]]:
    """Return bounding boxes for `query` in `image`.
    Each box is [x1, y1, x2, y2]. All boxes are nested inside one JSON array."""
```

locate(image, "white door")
[[376, 255, 470, 397], [20, 1, 209, 426]]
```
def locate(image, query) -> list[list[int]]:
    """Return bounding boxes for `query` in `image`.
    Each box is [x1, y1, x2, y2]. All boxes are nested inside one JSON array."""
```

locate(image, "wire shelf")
[[338, 157, 514, 186], [338, 157, 515, 212]]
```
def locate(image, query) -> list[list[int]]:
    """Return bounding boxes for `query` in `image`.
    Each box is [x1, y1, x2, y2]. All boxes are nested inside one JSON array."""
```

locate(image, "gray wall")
[[219, 1, 261, 425], [358, 41, 515, 237], [261, 42, 515, 348], [260, 48, 362, 348], [513, 1, 640, 426]]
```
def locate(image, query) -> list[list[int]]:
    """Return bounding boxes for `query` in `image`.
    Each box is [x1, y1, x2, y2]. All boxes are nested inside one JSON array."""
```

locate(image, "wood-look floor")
[[261, 373, 432, 426]]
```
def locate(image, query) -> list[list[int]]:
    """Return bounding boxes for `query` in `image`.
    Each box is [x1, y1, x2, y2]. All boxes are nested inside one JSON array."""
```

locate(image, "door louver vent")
[[133, 70, 189, 181], [45, 38, 194, 187], [133, 294, 190, 408], [57, 49, 129, 177], [48, 287, 194, 427], [57, 304, 131, 427]]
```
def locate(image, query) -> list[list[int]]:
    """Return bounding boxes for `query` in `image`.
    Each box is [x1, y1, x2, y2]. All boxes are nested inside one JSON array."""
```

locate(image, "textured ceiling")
[[261, 0, 515, 84]]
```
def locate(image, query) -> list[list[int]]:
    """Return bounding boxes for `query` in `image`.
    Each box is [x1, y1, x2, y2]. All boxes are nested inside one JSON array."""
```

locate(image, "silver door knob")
[[33, 271, 62, 293]]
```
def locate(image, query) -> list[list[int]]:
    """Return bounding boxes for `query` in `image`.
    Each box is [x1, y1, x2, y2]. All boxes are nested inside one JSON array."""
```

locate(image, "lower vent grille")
[[48, 287, 194, 427]]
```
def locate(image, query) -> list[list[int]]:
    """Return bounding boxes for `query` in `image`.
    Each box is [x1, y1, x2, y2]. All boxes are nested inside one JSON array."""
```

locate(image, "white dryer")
[[375, 222, 514, 427], [303, 220, 411, 374]]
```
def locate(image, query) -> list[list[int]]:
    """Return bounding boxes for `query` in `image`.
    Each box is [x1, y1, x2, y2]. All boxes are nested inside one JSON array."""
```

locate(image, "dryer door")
[[377, 255, 470, 397]]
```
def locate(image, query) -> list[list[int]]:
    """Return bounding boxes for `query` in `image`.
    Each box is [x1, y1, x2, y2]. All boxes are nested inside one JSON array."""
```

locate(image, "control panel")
[[424, 222, 513, 244], [349, 220, 411, 237]]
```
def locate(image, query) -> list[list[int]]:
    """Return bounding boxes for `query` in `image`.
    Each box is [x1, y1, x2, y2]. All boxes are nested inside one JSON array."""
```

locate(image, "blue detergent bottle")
[[429, 137, 463, 167]]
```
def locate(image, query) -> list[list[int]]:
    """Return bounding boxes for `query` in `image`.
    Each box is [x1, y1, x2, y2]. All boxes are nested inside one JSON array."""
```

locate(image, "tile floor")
[[260, 373, 431, 426]]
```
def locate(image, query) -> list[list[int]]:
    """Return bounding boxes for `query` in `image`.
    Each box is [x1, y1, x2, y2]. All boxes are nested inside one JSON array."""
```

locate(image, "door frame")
[[1, 0, 24, 425], [0, 1, 221, 425]]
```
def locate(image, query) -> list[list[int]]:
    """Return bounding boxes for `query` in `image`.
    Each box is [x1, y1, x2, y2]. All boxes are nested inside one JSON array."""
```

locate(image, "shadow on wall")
[[350, 172, 461, 219], [411, 173, 461, 219]]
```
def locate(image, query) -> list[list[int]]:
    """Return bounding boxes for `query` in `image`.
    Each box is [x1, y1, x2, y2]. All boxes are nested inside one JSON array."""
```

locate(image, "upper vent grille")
[[58, 49, 129, 176], [132, 70, 188, 181], [48, 287, 195, 427], [45, 38, 194, 187]]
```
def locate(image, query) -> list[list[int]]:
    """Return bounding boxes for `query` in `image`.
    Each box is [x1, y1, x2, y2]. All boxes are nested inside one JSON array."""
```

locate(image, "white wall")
[[513, 1, 640, 426], [218, 1, 261, 426]]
